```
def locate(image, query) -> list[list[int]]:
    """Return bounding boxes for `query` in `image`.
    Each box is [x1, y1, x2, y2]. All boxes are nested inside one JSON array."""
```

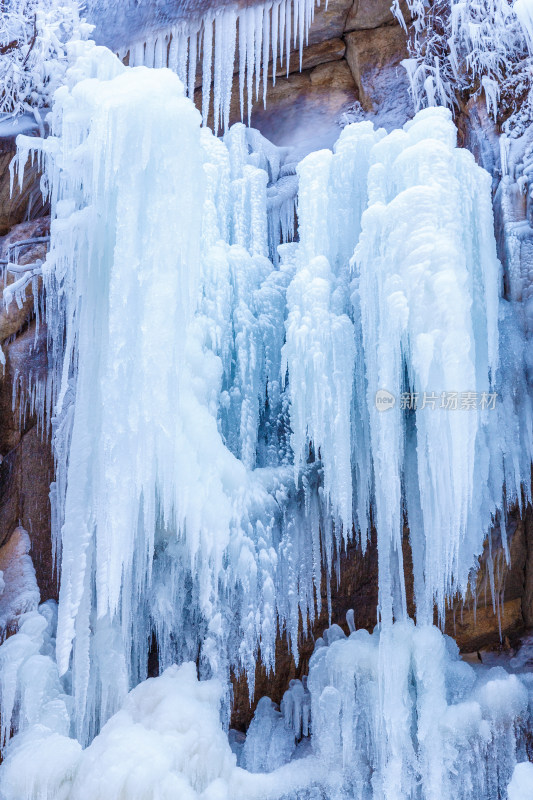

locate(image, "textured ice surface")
[[1, 624, 530, 800], [1, 38, 532, 800]]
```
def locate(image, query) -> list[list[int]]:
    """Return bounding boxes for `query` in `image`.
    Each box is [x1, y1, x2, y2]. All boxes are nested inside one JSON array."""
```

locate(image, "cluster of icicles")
[[112, 0, 533, 134], [0, 35, 532, 800], [119, 0, 317, 130]]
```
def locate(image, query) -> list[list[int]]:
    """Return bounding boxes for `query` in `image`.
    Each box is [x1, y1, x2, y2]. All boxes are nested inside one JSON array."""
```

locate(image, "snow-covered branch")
[[0, 0, 91, 119], [395, 0, 533, 126]]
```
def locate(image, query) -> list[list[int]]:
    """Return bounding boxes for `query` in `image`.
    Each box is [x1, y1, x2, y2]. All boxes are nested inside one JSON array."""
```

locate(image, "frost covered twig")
[[395, 0, 533, 122]]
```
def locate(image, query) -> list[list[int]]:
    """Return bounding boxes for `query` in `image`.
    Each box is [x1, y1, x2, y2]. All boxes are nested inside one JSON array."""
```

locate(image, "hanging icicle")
[[122, 0, 317, 132]]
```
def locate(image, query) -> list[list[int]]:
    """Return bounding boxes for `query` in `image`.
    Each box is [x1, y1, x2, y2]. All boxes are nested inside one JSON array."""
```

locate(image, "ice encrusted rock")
[[0, 528, 40, 639]]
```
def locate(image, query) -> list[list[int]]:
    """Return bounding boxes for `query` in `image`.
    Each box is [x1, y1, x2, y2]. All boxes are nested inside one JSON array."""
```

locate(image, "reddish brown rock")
[[345, 0, 410, 31], [307, 0, 353, 44], [239, 60, 358, 150], [271, 37, 346, 78], [0, 425, 55, 603], [0, 310, 55, 603], [0, 139, 48, 236], [344, 25, 412, 127]]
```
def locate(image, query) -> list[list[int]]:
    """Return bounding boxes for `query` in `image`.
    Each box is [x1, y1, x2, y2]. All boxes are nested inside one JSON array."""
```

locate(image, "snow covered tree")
[[0, 0, 90, 120]]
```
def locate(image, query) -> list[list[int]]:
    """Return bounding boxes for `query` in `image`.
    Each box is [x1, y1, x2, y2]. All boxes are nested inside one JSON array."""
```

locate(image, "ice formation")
[[0, 32, 532, 800], [120, 0, 318, 131]]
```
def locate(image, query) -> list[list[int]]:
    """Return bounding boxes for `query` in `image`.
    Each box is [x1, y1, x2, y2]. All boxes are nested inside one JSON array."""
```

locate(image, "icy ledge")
[[0, 620, 531, 800]]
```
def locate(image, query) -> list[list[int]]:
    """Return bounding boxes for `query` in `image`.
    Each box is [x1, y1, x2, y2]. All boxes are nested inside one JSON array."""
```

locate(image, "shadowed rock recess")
[[0, 0, 532, 749]]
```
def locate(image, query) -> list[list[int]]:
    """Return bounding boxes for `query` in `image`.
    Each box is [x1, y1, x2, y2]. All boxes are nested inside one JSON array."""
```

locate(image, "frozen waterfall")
[[0, 36, 532, 800]]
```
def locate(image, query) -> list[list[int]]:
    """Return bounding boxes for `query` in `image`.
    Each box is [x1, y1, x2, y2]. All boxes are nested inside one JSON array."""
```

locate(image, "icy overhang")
[[85, 0, 264, 52]]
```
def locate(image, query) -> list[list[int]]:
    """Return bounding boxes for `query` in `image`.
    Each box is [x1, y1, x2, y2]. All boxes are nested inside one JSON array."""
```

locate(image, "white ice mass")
[[0, 31, 532, 800]]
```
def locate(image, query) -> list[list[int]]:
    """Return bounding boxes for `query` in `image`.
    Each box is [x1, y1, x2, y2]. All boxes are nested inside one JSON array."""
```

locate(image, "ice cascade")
[[0, 39, 531, 800]]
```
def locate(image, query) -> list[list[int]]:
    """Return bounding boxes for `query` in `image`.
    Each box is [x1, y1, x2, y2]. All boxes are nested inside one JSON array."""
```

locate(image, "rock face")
[[0, 219, 56, 605], [344, 26, 411, 127], [0, 138, 48, 236], [247, 60, 359, 152]]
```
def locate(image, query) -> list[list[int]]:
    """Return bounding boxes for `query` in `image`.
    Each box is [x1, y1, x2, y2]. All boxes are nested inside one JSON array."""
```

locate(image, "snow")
[[508, 762, 533, 800], [0, 663, 234, 800], [1, 624, 530, 800], [1, 33, 532, 800]]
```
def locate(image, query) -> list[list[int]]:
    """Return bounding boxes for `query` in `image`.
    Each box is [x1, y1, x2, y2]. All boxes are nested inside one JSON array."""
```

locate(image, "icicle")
[[168, 30, 179, 73], [285, 0, 291, 77], [246, 8, 255, 125], [153, 35, 165, 69], [254, 5, 264, 102], [188, 29, 198, 99], [202, 16, 213, 126], [238, 10, 247, 122], [214, 13, 226, 130], [262, 4, 271, 107], [279, 0, 286, 70], [220, 9, 237, 132], [271, 1, 279, 86], [177, 29, 188, 87], [298, 0, 306, 70]]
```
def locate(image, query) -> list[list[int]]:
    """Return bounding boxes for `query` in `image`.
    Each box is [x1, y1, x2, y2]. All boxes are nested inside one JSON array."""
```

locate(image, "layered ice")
[[1, 35, 532, 800]]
